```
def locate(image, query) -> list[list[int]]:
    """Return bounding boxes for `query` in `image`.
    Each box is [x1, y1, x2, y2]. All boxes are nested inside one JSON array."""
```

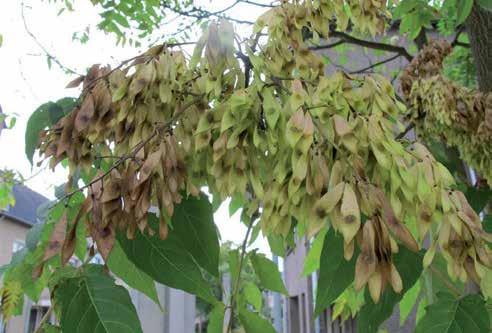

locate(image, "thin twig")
[[161, 1, 254, 25], [239, 0, 275, 8], [396, 122, 415, 140], [227, 210, 258, 333], [350, 54, 401, 74], [33, 307, 53, 333], [20, 1, 81, 76]]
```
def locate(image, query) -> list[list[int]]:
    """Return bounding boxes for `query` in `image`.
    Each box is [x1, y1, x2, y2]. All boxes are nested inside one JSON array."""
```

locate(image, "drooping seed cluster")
[[402, 40, 492, 185], [38, 1, 492, 302]]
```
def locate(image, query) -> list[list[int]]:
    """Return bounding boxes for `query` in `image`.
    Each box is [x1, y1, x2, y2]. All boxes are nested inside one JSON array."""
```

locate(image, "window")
[[289, 296, 300, 333], [12, 240, 24, 254], [27, 306, 50, 333]]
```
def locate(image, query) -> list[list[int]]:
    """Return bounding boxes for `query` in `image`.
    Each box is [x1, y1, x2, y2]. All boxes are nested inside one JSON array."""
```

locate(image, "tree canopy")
[[1, 0, 492, 332]]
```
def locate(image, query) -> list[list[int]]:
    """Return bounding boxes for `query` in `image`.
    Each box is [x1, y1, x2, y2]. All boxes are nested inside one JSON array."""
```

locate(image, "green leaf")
[[0, 34, 3, 47], [207, 303, 225, 333], [484, 215, 492, 234], [111, 13, 130, 28], [75, 218, 87, 260], [393, 0, 418, 18], [250, 253, 288, 295], [477, 0, 492, 11], [0, 264, 9, 277], [107, 241, 161, 308], [55, 265, 143, 333], [481, 268, 492, 300], [238, 307, 276, 333], [25, 98, 76, 164], [268, 235, 286, 257], [117, 213, 217, 303], [229, 194, 244, 217], [464, 187, 492, 213], [302, 229, 327, 277], [172, 193, 220, 278], [457, 0, 474, 24], [400, 280, 420, 325], [415, 293, 490, 333], [243, 282, 262, 311], [228, 249, 240, 284], [26, 222, 45, 251], [314, 229, 356, 317], [39, 323, 61, 333], [357, 248, 424, 333]]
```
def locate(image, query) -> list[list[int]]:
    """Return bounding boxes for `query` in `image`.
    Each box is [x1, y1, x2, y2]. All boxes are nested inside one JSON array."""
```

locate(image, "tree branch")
[[309, 39, 345, 51], [451, 25, 470, 48], [350, 54, 401, 74], [330, 30, 413, 62], [396, 122, 415, 140]]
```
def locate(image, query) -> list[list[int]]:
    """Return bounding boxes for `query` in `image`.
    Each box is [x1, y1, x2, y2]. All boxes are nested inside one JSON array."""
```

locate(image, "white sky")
[[0, 0, 271, 254]]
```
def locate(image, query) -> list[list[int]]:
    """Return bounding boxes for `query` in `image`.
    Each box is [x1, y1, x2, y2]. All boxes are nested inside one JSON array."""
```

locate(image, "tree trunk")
[[465, 3, 492, 294], [466, 3, 492, 93]]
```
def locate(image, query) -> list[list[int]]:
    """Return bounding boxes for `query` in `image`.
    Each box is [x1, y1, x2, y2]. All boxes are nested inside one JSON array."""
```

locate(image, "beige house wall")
[[0, 216, 29, 266]]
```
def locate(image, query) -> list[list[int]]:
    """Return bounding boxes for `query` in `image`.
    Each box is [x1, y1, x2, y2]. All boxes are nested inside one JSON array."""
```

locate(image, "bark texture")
[[466, 4, 492, 92]]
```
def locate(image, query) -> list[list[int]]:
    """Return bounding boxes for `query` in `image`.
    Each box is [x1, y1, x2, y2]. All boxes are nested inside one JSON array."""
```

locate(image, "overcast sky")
[[0, 0, 271, 253]]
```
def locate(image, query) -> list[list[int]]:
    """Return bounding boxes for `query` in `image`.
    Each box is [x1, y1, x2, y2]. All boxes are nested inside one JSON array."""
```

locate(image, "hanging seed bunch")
[[37, 1, 491, 302], [402, 39, 492, 184]]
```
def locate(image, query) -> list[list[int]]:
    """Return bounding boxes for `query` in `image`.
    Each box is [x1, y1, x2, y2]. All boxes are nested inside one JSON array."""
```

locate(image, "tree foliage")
[[1, 0, 492, 332]]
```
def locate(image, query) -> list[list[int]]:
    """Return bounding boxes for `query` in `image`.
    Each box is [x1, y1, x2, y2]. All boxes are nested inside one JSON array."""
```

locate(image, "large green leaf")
[[302, 229, 327, 277], [172, 194, 220, 277], [25, 98, 76, 164], [117, 213, 217, 303], [107, 241, 160, 307], [250, 253, 288, 295], [238, 307, 276, 333], [207, 303, 225, 333], [415, 292, 489, 333], [55, 265, 143, 333], [314, 229, 356, 317], [357, 248, 424, 333]]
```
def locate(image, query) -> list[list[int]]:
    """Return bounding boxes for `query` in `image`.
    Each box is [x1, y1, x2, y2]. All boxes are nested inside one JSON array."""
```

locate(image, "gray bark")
[[466, 3, 492, 93]]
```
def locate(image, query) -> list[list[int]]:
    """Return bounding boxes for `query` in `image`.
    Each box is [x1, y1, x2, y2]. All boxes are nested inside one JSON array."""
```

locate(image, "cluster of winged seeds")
[[38, 1, 491, 302], [402, 39, 492, 185]]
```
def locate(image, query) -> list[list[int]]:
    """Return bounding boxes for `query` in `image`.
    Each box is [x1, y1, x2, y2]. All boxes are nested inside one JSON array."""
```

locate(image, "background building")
[[0, 184, 195, 333]]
